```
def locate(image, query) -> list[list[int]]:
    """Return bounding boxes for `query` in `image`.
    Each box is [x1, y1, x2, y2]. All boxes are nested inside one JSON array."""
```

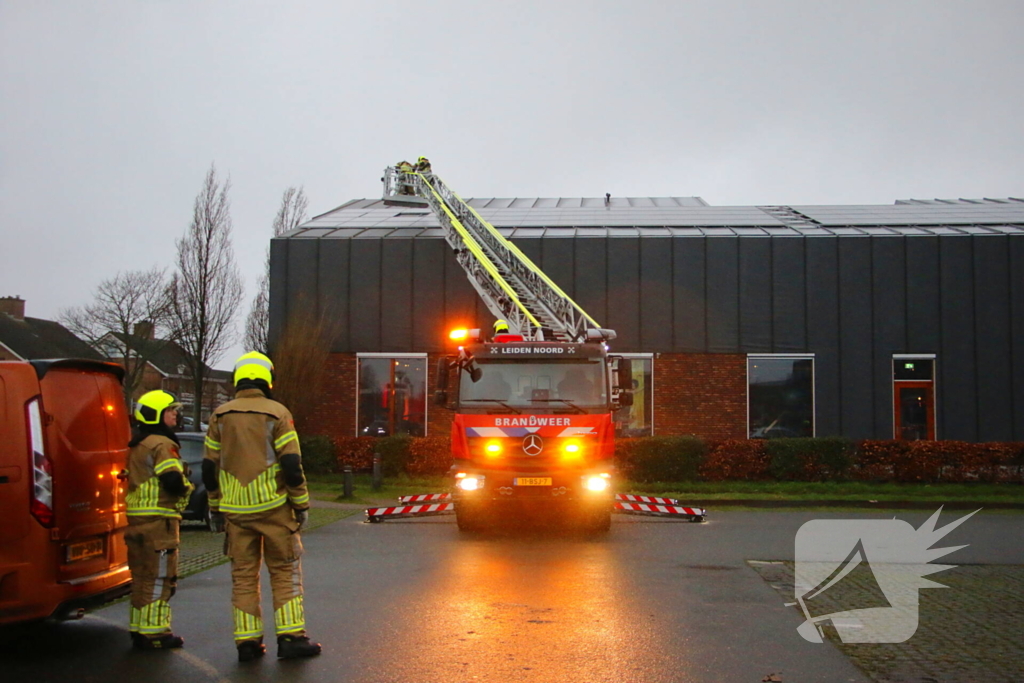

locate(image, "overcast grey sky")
[[2, 1, 1021, 369]]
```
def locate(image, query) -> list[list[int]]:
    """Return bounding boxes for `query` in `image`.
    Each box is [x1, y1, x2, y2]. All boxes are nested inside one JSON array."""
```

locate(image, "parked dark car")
[[176, 432, 211, 528]]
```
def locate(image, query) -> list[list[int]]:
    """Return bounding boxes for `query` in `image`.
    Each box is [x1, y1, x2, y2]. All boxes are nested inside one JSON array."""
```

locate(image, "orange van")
[[0, 359, 132, 625]]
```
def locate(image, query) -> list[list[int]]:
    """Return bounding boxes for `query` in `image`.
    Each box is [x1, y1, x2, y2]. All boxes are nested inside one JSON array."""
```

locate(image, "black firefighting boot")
[[237, 638, 266, 662], [133, 632, 184, 650], [277, 634, 322, 659]]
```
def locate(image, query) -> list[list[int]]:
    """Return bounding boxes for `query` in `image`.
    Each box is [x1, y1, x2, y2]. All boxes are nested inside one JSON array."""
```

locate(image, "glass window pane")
[[460, 360, 607, 409], [748, 357, 814, 438], [358, 357, 427, 437], [358, 358, 391, 436], [393, 358, 427, 436], [616, 357, 653, 437]]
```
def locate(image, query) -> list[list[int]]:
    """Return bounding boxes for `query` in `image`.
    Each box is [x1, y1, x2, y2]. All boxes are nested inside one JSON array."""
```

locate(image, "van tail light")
[[27, 398, 55, 528]]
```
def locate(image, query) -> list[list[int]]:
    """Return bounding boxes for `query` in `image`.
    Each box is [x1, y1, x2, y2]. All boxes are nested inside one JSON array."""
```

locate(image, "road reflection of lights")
[[381, 535, 668, 680]]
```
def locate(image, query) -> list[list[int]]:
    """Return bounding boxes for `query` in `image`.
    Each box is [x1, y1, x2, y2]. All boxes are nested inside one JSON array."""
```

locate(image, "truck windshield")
[[460, 360, 607, 412]]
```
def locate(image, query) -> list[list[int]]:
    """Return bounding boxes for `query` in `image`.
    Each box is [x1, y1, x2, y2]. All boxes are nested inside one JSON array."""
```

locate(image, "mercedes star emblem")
[[522, 434, 543, 456]]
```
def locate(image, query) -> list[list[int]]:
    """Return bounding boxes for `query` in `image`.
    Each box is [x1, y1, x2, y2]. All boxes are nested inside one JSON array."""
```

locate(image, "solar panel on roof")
[[293, 229, 334, 237]]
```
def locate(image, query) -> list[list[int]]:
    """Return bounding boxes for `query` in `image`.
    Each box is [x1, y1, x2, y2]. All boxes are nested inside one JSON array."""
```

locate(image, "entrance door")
[[893, 381, 935, 441]]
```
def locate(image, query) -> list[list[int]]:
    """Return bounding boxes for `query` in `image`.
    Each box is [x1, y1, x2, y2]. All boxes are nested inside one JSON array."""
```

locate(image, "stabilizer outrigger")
[[366, 493, 707, 524]]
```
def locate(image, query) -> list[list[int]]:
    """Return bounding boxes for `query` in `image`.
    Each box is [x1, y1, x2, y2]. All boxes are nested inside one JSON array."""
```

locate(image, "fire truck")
[[383, 165, 633, 532]]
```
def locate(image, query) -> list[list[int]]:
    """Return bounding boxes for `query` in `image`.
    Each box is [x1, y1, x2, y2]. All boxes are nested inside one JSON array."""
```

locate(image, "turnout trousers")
[[225, 504, 306, 642], [124, 518, 180, 638]]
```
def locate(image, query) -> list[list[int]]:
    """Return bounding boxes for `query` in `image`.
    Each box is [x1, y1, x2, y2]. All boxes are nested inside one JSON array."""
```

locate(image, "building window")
[[748, 355, 814, 438], [615, 354, 653, 437], [357, 355, 428, 437], [893, 355, 936, 441]]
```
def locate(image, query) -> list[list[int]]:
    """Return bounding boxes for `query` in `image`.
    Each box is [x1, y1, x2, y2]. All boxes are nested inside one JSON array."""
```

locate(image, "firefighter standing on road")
[[125, 390, 193, 650], [203, 352, 322, 662]]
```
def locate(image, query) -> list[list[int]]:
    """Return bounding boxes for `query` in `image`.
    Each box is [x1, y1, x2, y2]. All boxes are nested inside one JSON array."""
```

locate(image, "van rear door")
[[0, 367, 31, 545], [34, 361, 130, 580]]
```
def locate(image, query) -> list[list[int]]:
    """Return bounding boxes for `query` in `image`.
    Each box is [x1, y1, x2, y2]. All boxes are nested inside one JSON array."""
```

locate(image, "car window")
[[178, 438, 205, 466]]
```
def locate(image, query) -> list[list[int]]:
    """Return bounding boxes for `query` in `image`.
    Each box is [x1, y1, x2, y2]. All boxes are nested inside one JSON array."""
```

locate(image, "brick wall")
[[652, 353, 747, 440], [307, 351, 748, 442], [426, 352, 455, 439], [303, 353, 358, 438]]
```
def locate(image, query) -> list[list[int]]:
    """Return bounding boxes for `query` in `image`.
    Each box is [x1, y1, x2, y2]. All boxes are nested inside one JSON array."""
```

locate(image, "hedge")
[[314, 433, 1024, 483], [298, 435, 337, 475], [615, 437, 705, 483]]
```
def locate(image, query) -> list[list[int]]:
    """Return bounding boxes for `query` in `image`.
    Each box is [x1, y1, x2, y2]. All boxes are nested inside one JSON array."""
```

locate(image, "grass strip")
[[307, 474, 1024, 505]]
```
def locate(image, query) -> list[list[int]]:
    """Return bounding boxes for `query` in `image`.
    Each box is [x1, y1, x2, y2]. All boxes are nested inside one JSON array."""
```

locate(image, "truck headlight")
[[584, 475, 609, 492], [458, 476, 482, 491]]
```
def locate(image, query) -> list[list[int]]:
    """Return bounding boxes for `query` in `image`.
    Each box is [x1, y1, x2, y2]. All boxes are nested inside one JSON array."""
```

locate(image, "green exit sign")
[[904, 363, 915, 370]]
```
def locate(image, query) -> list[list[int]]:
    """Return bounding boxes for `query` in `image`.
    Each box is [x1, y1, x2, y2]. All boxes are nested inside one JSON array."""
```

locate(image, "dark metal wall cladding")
[[271, 233, 1024, 441]]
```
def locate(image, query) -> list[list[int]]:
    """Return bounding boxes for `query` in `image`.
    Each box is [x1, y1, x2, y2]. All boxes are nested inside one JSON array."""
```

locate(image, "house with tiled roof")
[[0, 296, 102, 361], [94, 325, 233, 422]]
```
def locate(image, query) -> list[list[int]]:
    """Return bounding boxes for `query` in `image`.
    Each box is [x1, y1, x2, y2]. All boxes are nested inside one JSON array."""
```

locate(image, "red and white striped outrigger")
[[614, 494, 706, 522], [365, 501, 455, 523], [365, 492, 706, 523]]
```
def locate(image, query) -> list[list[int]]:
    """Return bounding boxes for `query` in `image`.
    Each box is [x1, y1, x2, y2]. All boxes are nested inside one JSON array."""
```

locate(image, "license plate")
[[514, 477, 552, 486], [66, 538, 104, 563]]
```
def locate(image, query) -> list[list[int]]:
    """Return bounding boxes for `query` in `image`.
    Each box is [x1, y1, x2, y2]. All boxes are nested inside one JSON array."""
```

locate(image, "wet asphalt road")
[[2, 509, 1019, 683]]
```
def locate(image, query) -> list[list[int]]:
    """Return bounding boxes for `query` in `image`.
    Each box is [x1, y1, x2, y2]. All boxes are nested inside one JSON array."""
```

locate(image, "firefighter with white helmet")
[[125, 390, 193, 650], [203, 351, 322, 661]]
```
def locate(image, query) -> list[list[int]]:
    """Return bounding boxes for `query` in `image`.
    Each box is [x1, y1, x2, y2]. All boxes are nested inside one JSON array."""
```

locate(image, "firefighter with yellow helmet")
[[202, 351, 322, 661], [415, 156, 432, 173], [125, 390, 194, 650]]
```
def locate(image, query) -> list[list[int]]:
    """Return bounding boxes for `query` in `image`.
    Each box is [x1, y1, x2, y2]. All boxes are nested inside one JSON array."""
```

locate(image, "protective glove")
[[175, 481, 196, 512], [294, 509, 308, 530], [209, 510, 226, 533]]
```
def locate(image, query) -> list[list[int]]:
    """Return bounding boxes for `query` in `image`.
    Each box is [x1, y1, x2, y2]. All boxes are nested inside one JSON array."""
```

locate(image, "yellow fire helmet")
[[135, 390, 181, 425], [234, 351, 274, 388], [493, 319, 510, 333]]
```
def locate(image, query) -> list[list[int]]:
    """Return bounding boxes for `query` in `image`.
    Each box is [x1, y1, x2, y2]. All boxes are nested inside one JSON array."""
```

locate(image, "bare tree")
[[60, 268, 175, 408], [244, 272, 271, 354], [244, 186, 308, 353], [271, 186, 309, 239], [170, 164, 244, 426], [271, 295, 338, 432]]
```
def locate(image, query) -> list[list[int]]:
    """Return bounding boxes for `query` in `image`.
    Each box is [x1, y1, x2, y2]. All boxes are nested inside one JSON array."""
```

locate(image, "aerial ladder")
[[368, 164, 706, 527], [383, 166, 606, 343]]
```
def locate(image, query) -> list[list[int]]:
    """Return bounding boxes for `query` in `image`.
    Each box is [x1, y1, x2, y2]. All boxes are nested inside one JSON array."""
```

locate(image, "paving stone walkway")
[[177, 504, 358, 578], [750, 560, 1024, 683]]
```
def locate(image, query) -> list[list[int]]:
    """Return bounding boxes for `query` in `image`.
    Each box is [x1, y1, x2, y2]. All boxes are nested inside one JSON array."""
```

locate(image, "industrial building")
[[270, 194, 1024, 444]]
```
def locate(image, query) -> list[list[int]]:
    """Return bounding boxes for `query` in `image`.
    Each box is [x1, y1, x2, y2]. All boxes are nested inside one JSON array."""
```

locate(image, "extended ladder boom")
[[383, 166, 605, 342]]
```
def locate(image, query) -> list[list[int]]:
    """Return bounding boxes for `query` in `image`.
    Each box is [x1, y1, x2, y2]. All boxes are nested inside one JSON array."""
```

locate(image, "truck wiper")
[[528, 398, 586, 414], [465, 399, 521, 414]]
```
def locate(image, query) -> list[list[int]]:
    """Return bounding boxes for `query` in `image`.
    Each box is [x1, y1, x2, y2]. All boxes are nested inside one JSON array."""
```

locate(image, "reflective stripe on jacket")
[[126, 435, 187, 519], [204, 389, 309, 518]]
